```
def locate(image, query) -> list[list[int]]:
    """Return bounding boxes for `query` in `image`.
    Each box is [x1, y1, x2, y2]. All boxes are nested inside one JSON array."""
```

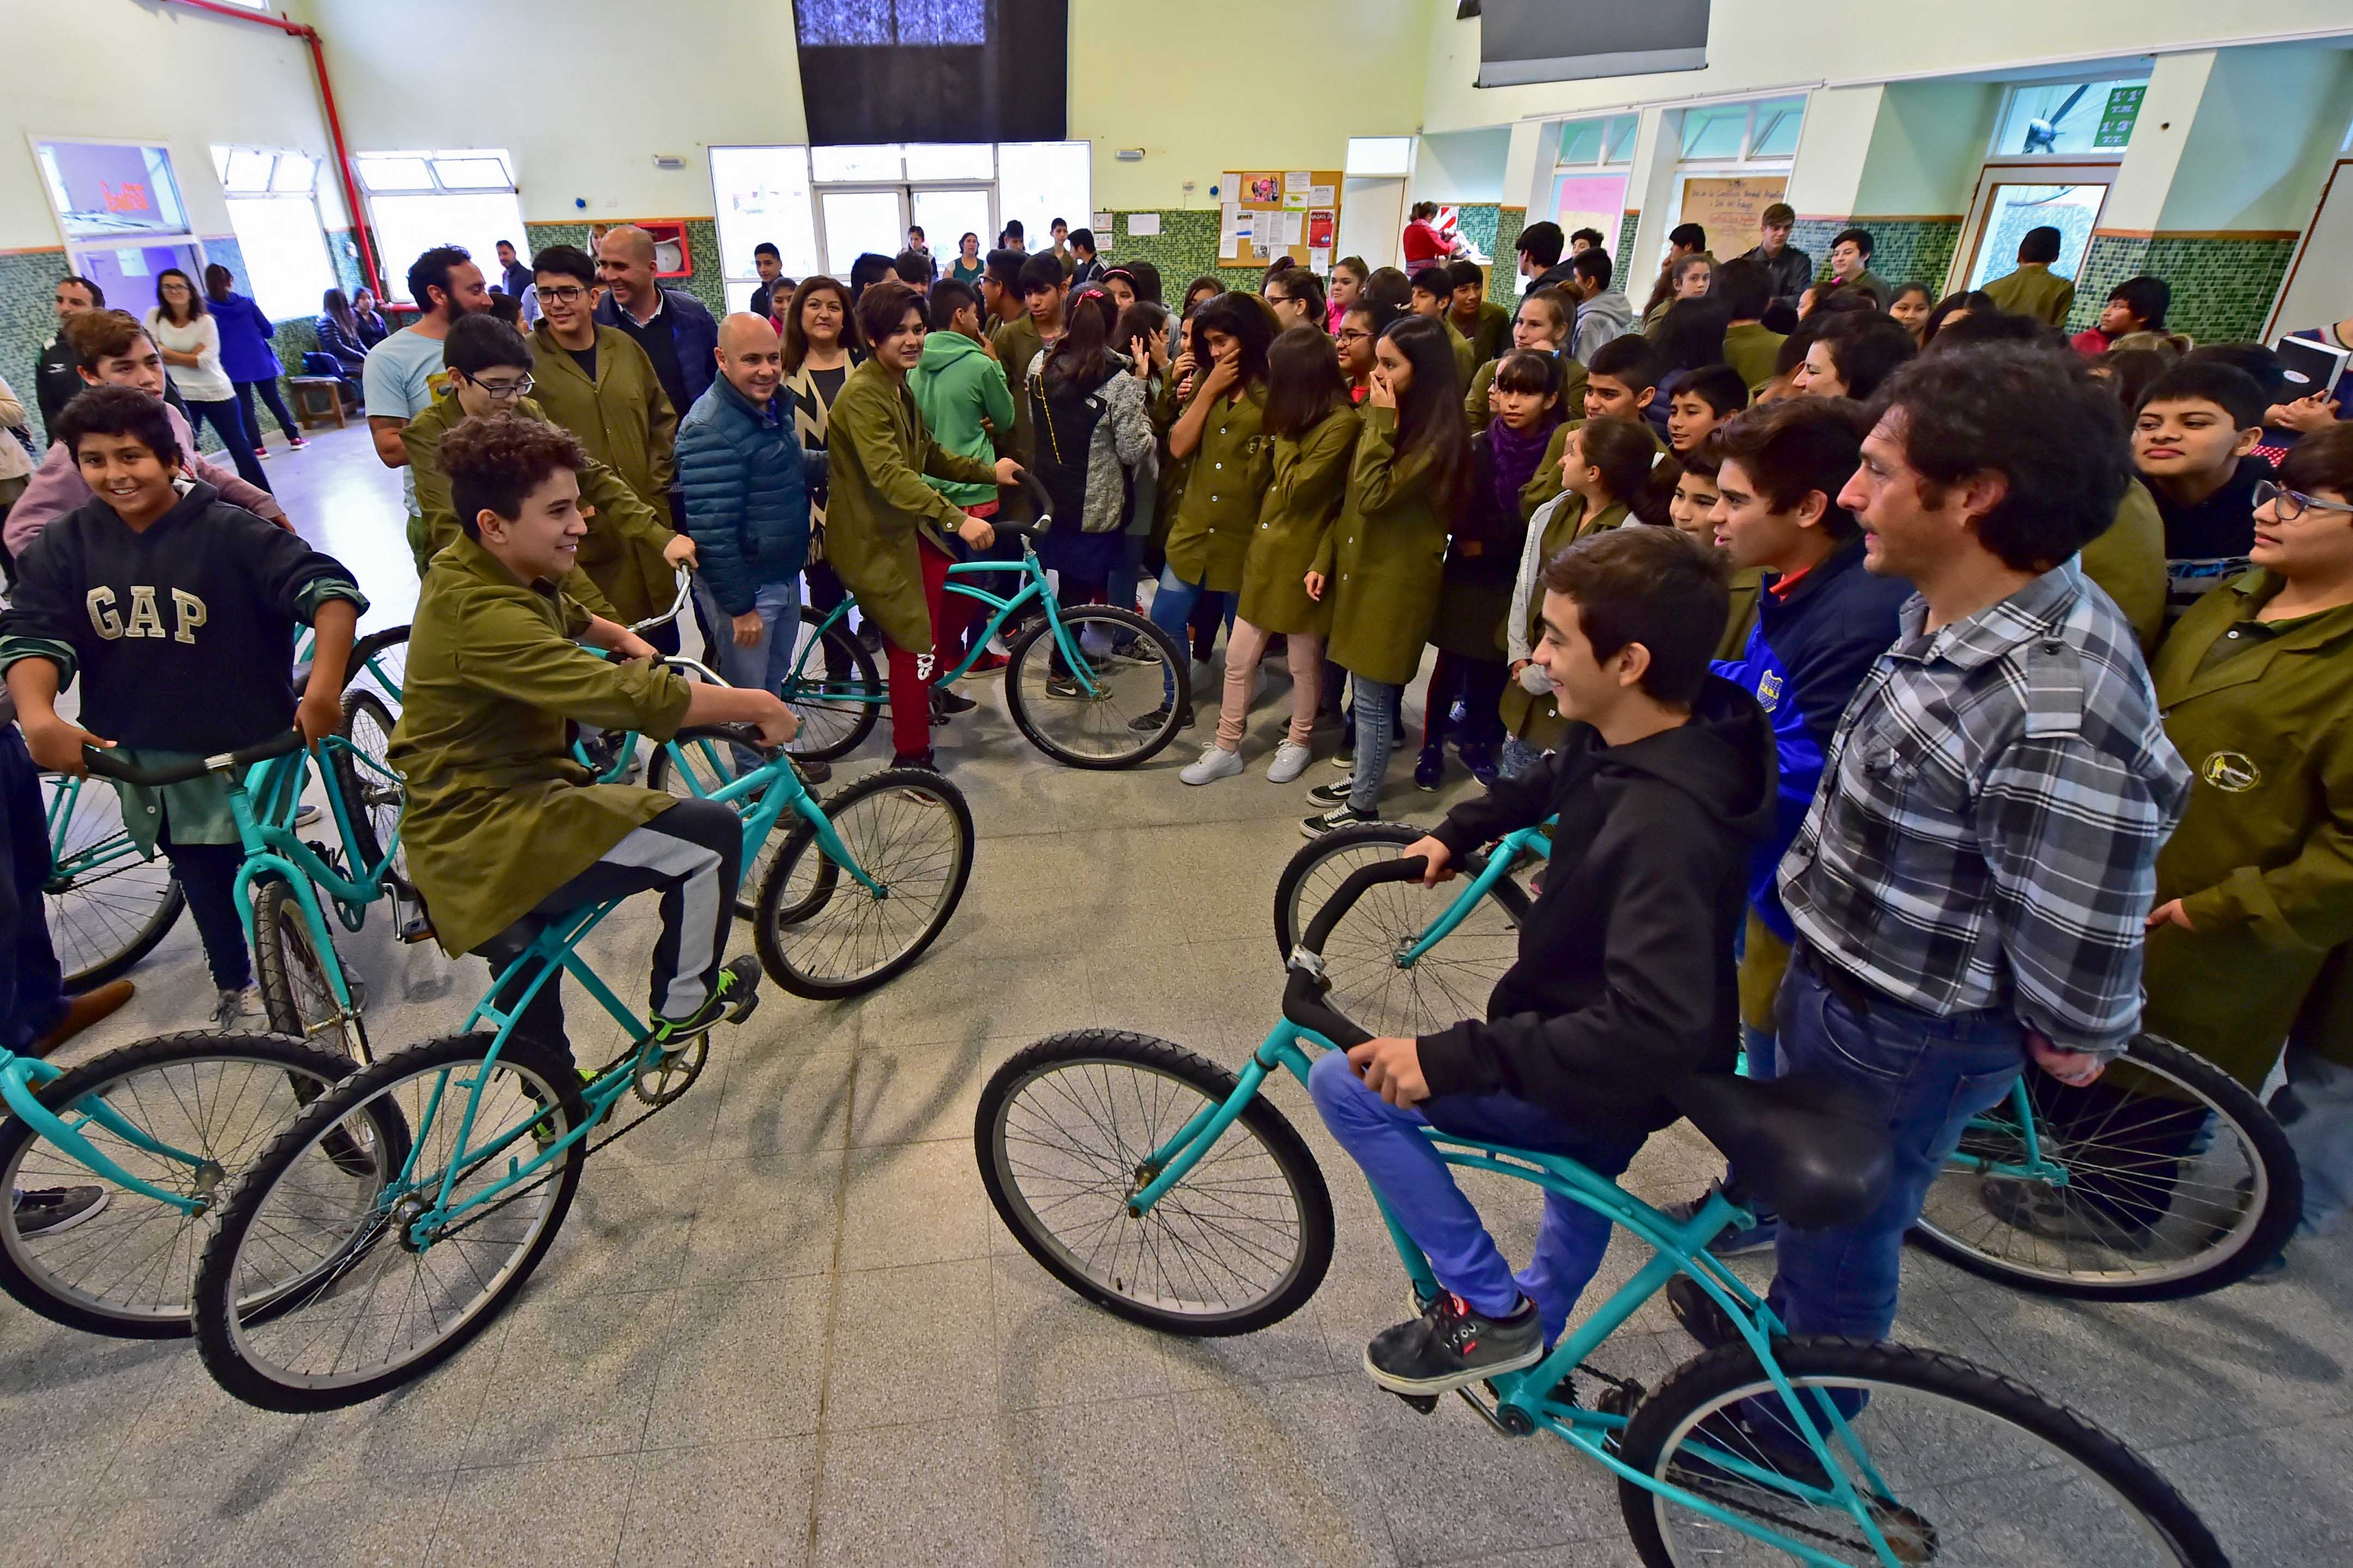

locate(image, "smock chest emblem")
[[2200, 751, 2261, 792]]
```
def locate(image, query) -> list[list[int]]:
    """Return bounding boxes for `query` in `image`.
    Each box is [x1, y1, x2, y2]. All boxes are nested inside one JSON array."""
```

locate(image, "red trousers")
[[885, 544, 966, 758]]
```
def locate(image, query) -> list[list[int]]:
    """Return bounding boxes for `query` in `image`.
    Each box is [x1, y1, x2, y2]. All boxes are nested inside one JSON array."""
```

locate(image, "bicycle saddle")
[[1668, 1070, 1892, 1232]]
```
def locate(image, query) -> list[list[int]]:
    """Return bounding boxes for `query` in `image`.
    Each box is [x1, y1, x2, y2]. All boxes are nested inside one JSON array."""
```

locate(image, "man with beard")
[[364, 245, 492, 545]]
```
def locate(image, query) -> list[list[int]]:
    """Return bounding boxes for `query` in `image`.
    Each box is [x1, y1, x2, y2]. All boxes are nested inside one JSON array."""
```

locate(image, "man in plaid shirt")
[[1675, 345, 2192, 1351]]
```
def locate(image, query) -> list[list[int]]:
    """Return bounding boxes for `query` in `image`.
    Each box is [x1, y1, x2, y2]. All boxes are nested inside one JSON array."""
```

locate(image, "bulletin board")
[[1217, 169, 1344, 271], [1674, 177, 1788, 251]]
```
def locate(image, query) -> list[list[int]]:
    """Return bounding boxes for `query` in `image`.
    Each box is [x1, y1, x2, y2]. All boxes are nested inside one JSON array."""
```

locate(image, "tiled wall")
[[1454, 204, 1500, 267], [2069, 233, 2296, 344], [1616, 211, 1641, 270], [521, 218, 727, 320], [1491, 208, 1525, 304], [1787, 217, 1962, 293], [1093, 210, 1221, 295]]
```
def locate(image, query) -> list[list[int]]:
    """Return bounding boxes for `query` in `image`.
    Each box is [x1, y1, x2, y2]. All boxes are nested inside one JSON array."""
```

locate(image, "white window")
[[1677, 97, 1806, 166], [356, 150, 527, 305], [994, 142, 1092, 254], [1345, 138, 1416, 178], [711, 145, 824, 310], [211, 144, 339, 321], [33, 138, 206, 321], [1555, 115, 1638, 170], [1992, 78, 2149, 159]]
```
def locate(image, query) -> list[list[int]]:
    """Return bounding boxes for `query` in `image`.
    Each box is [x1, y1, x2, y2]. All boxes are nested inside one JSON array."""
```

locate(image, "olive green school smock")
[[1235, 405, 1360, 636], [1161, 387, 1272, 594], [1495, 497, 1630, 750], [1312, 405, 1452, 687]]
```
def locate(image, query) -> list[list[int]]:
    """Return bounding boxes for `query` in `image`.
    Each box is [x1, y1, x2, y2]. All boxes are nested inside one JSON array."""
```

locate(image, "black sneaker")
[[11, 1185, 108, 1236], [1305, 780, 1352, 807], [1665, 1272, 1741, 1353], [1661, 1184, 1781, 1256], [1301, 803, 1379, 838], [1363, 1291, 1543, 1396], [649, 955, 763, 1045], [1126, 704, 1193, 733], [891, 748, 938, 770], [1045, 672, 1101, 700], [1413, 746, 1445, 791], [931, 687, 977, 717]]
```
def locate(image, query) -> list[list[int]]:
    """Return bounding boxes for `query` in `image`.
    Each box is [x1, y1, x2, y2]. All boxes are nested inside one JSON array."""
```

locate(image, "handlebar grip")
[[1297, 856, 1430, 955], [1011, 468, 1054, 535], [78, 728, 306, 788], [673, 723, 776, 755], [1283, 967, 1374, 1051]]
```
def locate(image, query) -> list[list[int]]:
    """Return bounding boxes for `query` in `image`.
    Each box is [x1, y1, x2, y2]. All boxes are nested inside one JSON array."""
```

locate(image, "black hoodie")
[[1418, 674, 1776, 1135]]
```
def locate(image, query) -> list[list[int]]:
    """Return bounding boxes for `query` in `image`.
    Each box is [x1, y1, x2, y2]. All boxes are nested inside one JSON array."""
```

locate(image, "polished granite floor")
[[6, 422, 2349, 1566]]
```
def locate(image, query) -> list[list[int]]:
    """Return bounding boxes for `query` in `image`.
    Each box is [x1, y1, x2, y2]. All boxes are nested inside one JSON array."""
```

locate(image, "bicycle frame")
[[42, 774, 157, 889], [1394, 823, 1553, 968], [1123, 1020, 1916, 1567], [373, 741, 876, 1244], [0, 1051, 216, 1216], [784, 535, 1115, 700]]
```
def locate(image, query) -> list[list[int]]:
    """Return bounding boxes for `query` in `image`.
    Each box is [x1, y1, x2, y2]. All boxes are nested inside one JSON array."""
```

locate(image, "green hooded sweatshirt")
[[910, 328, 1017, 509]]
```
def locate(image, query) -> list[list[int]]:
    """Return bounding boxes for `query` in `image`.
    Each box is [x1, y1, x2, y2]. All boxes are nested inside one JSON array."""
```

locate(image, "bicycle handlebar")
[[78, 728, 306, 787], [628, 566, 696, 635], [984, 469, 1055, 540], [672, 723, 778, 756], [1281, 855, 1435, 1050]]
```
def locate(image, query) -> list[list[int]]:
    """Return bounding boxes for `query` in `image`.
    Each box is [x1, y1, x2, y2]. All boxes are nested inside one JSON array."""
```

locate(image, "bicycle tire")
[[0, 1031, 397, 1339], [976, 1030, 1334, 1337], [194, 1031, 584, 1413], [1912, 1032, 2301, 1301], [253, 877, 365, 1061], [1270, 822, 1532, 1040], [40, 774, 185, 992], [1002, 606, 1190, 769], [331, 687, 405, 879], [345, 624, 411, 706], [645, 738, 769, 919], [778, 608, 882, 763], [1616, 1336, 2228, 1567], [753, 767, 974, 998]]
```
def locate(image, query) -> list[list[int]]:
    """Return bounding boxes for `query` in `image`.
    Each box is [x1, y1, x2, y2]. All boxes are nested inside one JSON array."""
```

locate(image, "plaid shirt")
[[1778, 560, 2192, 1056]]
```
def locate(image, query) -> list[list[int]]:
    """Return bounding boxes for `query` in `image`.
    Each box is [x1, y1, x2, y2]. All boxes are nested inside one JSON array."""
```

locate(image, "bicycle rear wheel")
[[1616, 1337, 2227, 1566], [778, 608, 882, 762], [194, 1031, 585, 1412], [1003, 606, 1188, 768], [0, 1032, 399, 1338], [647, 736, 771, 918], [332, 687, 406, 880], [39, 773, 184, 992], [753, 767, 974, 997], [1271, 822, 1531, 1040], [1912, 1032, 2301, 1301], [977, 1030, 1333, 1337]]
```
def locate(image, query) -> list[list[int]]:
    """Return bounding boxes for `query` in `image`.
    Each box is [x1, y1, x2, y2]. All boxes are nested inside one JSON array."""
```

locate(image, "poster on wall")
[[1676, 175, 1789, 251], [1307, 210, 1336, 250]]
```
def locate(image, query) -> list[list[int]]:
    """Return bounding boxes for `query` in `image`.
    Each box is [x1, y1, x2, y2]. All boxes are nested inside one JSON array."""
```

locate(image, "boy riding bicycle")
[[388, 415, 796, 1060], [1308, 526, 1773, 1395]]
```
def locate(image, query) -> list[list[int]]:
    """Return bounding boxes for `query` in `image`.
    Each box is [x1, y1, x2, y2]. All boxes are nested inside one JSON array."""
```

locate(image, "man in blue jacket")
[[1671, 398, 1910, 1254], [677, 313, 825, 778], [595, 226, 720, 446]]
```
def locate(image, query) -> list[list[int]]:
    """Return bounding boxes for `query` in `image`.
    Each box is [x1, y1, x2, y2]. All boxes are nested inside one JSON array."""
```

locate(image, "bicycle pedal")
[[1392, 1390, 1440, 1415], [724, 989, 761, 1027]]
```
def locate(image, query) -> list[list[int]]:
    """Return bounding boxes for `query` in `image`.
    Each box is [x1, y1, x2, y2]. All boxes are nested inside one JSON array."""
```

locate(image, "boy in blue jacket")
[[1673, 396, 1911, 1252], [677, 313, 825, 774]]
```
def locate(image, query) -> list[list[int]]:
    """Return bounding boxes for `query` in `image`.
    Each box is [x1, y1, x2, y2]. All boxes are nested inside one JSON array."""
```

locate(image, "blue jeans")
[[1765, 956, 2024, 1342], [1499, 734, 1546, 780], [2272, 1045, 2353, 1235], [1145, 566, 1232, 705], [694, 577, 801, 771], [0, 728, 68, 1053], [1347, 676, 1403, 813], [1310, 1050, 1643, 1347]]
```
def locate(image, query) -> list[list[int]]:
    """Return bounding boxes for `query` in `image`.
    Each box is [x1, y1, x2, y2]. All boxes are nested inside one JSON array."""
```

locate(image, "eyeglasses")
[[465, 373, 534, 401], [2253, 480, 2353, 521], [537, 285, 589, 306], [1334, 328, 1373, 345]]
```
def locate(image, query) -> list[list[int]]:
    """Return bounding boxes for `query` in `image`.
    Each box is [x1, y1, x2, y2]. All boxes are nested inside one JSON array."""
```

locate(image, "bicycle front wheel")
[[647, 736, 771, 918], [194, 1031, 586, 1412], [345, 624, 411, 708], [778, 607, 882, 762], [1271, 822, 1531, 1040], [1003, 606, 1189, 768], [253, 877, 366, 1061], [40, 773, 185, 992], [1913, 1032, 2301, 1301], [1616, 1338, 2227, 1566], [754, 767, 974, 998], [977, 1031, 1333, 1337], [0, 1032, 397, 1338], [332, 686, 406, 880]]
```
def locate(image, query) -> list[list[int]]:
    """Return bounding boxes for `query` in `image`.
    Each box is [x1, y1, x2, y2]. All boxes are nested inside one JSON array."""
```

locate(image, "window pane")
[[911, 188, 992, 263], [996, 142, 1091, 254], [431, 157, 513, 191], [271, 152, 316, 194], [368, 191, 527, 303], [1557, 121, 1605, 166], [1603, 114, 1640, 164], [1994, 78, 2148, 157], [1750, 98, 1805, 158], [224, 195, 337, 319], [358, 155, 432, 192], [905, 143, 993, 181], [212, 145, 232, 185], [35, 142, 193, 242], [819, 190, 905, 277], [72, 242, 204, 316], [1966, 183, 2106, 288], [711, 145, 821, 280], [226, 148, 275, 193], [1680, 106, 1747, 161], [1345, 137, 1414, 177], [812, 144, 904, 182]]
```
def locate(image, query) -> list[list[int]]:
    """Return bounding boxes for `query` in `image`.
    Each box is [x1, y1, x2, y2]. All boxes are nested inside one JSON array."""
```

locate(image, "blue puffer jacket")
[[676, 375, 812, 615]]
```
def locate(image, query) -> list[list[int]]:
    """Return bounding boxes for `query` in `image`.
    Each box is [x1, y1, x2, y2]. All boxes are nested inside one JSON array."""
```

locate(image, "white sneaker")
[[1179, 743, 1245, 786], [212, 984, 267, 1033], [1265, 742, 1313, 784]]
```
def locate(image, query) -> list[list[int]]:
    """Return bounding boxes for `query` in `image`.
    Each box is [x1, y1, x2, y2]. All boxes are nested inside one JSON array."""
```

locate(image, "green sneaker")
[[648, 956, 763, 1045]]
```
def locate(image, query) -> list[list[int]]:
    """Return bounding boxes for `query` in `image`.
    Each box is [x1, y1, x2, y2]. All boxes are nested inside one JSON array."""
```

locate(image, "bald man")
[[673, 312, 827, 774], [595, 223, 720, 426]]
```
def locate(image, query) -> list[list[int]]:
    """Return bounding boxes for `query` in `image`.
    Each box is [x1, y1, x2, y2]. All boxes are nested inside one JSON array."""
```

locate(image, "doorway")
[[1955, 161, 2116, 292], [816, 184, 996, 277]]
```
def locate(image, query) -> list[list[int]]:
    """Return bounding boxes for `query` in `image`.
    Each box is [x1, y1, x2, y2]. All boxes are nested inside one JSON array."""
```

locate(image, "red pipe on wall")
[[161, 0, 383, 297]]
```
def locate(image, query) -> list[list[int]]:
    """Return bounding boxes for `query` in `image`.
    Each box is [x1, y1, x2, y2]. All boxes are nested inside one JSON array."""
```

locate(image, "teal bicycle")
[[0, 735, 409, 1339], [39, 769, 186, 991], [1273, 821, 2301, 1301], [977, 855, 2229, 1566], [189, 708, 976, 1410], [777, 479, 1190, 769]]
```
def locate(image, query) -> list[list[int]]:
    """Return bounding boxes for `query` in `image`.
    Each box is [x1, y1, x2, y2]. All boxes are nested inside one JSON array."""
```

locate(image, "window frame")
[[351, 148, 526, 305], [1988, 78, 2148, 163], [28, 133, 210, 316], [210, 142, 342, 322]]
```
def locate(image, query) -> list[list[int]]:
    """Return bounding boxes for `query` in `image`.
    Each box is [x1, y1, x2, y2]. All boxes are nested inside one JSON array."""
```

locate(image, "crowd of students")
[[0, 196, 2346, 1378]]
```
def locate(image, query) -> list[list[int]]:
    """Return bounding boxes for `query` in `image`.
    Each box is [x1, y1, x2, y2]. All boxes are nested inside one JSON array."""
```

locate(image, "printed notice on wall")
[[1308, 247, 1331, 273], [1220, 202, 1244, 259], [1310, 185, 1335, 208], [1126, 212, 1161, 237], [1307, 210, 1336, 250], [1285, 170, 1312, 195], [1090, 212, 1114, 233]]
